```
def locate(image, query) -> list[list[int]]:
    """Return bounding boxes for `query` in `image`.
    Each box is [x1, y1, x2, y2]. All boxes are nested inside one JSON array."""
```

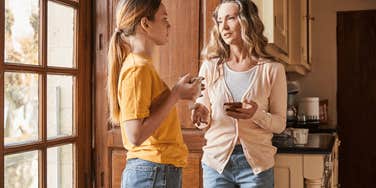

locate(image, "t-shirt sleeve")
[[119, 65, 152, 121]]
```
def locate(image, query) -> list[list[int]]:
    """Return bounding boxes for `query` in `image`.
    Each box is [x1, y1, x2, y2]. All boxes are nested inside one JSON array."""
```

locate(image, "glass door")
[[1, 0, 92, 187]]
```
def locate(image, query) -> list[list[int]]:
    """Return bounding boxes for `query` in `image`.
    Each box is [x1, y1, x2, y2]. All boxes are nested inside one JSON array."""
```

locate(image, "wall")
[[253, 0, 274, 42], [297, 0, 376, 126]]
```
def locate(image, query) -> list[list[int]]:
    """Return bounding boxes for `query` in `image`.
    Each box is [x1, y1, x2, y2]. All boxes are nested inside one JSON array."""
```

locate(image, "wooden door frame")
[[0, 0, 93, 187], [76, 0, 93, 187], [0, 0, 4, 186], [93, 0, 111, 186]]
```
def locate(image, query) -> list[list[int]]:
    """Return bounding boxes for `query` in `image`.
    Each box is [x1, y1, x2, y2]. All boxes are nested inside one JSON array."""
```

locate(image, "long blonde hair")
[[202, 0, 274, 62], [107, 0, 161, 124]]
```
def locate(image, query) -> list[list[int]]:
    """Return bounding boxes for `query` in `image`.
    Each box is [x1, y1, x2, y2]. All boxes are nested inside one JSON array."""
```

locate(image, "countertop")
[[273, 133, 336, 154], [286, 123, 337, 133], [273, 124, 337, 154]]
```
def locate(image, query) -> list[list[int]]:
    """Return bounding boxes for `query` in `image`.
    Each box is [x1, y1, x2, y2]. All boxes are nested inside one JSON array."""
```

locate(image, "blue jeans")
[[121, 158, 182, 188], [202, 145, 274, 188]]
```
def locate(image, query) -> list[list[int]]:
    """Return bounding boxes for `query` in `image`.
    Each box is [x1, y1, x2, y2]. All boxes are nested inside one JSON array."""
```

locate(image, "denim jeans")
[[202, 145, 274, 188], [121, 158, 182, 188]]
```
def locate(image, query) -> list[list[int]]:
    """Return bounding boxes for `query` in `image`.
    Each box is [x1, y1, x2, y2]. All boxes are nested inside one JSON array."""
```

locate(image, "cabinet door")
[[286, 0, 311, 75], [153, 0, 200, 129], [274, 154, 304, 188], [202, 0, 221, 45], [273, 0, 289, 54], [300, 0, 312, 65], [183, 152, 202, 188], [303, 155, 325, 188], [263, 0, 312, 75]]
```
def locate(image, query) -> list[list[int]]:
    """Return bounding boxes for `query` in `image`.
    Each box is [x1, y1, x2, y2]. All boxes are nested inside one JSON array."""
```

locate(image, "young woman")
[[192, 0, 287, 187], [107, 0, 201, 187]]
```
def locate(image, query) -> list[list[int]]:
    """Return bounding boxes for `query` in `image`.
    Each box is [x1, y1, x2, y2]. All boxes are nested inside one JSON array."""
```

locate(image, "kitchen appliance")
[[287, 93, 298, 124], [287, 81, 300, 124], [298, 97, 320, 124]]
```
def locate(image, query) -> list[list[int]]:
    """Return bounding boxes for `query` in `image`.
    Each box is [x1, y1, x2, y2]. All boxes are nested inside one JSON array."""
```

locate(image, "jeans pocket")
[[122, 165, 158, 188]]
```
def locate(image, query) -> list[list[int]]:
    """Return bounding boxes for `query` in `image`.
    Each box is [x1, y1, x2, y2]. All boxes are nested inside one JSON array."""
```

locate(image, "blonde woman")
[[191, 0, 287, 187], [107, 0, 201, 187]]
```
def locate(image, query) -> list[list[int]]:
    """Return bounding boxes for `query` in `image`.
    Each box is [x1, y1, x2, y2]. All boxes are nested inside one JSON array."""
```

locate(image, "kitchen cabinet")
[[152, 0, 201, 128], [274, 154, 304, 188], [274, 137, 340, 188], [257, 0, 312, 75]]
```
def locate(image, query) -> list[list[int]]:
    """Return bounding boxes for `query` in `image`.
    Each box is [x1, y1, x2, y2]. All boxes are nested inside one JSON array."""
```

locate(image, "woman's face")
[[217, 2, 242, 46], [146, 3, 171, 45]]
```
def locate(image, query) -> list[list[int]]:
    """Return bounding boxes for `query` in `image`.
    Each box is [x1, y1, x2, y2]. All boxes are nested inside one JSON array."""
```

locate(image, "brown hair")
[[107, 0, 161, 124]]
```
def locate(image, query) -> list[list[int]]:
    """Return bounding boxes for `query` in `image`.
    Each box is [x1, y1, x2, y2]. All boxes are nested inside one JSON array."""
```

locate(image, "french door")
[[0, 0, 92, 187]]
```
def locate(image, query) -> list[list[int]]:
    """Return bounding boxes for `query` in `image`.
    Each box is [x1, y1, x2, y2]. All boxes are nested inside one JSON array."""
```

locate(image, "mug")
[[292, 128, 309, 145]]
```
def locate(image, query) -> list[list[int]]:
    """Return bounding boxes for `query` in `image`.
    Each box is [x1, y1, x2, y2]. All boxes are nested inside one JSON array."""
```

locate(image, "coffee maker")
[[287, 81, 299, 125]]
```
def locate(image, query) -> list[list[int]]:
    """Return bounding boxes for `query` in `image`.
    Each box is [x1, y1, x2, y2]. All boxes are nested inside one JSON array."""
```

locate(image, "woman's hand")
[[191, 103, 209, 127], [225, 100, 258, 119]]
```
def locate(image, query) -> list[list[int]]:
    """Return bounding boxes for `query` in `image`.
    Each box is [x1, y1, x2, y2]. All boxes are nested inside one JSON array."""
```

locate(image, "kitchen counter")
[[273, 133, 336, 154], [273, 128, 340, 188], [287, 123, 337, 133], [274, 134, 340, 188]]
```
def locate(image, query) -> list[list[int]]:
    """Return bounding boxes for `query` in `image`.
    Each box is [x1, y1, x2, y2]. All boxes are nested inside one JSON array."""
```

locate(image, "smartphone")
[[189, 76, 204, 83], [223, 102, 242, 112]]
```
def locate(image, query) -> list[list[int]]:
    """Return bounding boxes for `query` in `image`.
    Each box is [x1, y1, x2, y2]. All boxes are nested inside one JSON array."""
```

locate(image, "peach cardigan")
[[196, 58, 287, 174]]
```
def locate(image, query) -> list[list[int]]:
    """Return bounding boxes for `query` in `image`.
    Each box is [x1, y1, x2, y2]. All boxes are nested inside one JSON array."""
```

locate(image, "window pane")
[[4, 0, 40, 65], [4, 72, 39, 145], [47, 144, 74, 188], [47, 1, 76, 68], [47, 75, 74, 138], [5, 151, 39, 188]]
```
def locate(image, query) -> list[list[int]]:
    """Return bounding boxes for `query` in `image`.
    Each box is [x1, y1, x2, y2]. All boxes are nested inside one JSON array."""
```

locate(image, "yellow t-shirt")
[[118, 53, 188, 167]]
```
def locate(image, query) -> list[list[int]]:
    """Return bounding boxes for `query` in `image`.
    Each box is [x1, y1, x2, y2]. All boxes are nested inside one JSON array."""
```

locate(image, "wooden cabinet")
[[274, 154, 304, 188], [274, 137, 340, 188], [258, 0, 312, 75], [273, 0, 289, 54], [153, 0, 201, 128]]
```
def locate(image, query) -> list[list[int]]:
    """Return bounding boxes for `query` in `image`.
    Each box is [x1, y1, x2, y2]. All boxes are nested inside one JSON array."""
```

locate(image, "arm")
[[195, 61, 212, 111], [123, 73, 201, 146], [124, 89, 178, 146], [250, 63, 287, 133], [192, 61, 212, 129]]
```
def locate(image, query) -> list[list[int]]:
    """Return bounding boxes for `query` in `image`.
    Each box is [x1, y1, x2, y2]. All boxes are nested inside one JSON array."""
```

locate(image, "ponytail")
[[107, 32, 130, 124], [107, 0, 161, 124]]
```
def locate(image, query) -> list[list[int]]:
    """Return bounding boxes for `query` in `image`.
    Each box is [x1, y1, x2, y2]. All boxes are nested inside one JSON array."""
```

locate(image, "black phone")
[[223, 102, 242, 111], [189, 76, 204, 83]]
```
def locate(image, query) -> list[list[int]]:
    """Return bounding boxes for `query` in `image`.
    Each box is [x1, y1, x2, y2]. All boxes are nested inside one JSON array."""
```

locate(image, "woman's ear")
[[140, 17, 150, 32]]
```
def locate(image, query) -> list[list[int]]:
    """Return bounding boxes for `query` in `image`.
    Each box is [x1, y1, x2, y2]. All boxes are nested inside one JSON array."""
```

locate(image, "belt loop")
[[152, 166, 159, 187]]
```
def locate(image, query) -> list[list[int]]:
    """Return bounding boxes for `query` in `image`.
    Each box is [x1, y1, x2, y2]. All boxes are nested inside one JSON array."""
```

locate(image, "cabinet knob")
[[303, 15, 315, 21]]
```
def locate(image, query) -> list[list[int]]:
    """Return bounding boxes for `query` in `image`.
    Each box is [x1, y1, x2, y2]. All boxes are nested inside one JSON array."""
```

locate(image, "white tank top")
[[223, 63, 257, 102]]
